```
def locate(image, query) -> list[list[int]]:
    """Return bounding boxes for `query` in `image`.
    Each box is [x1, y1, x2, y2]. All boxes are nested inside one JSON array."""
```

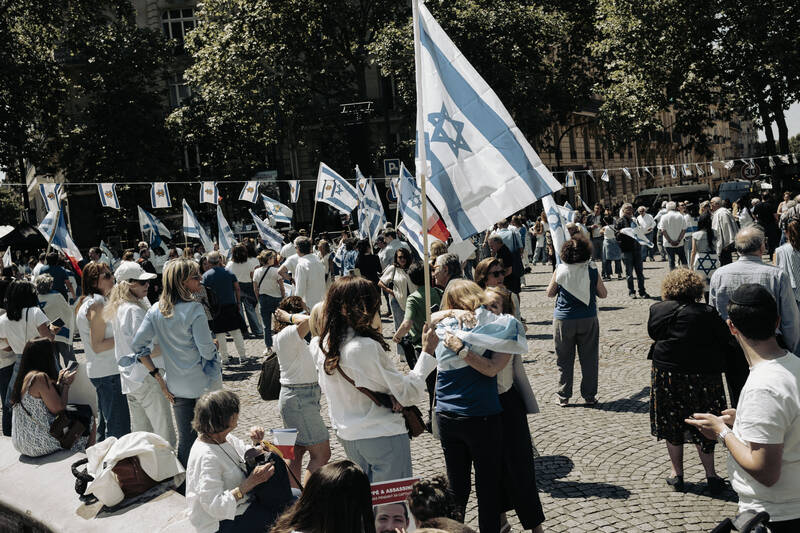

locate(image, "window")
[[568, 129, 577, 161], [162, 9, 196, 48], [169, 73, 191, 108], [595, 137, 602, 159], [583, 128, 591, 159]]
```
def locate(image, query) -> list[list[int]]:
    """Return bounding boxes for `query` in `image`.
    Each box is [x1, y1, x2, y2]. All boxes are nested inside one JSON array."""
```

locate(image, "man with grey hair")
[[202, 251, 248, 363], [657, 201, 688, 270], [614, 203, 649, 298], [433, 252, 462, 290], [710, 226, 800, 353], [711, 196, 738, 265]]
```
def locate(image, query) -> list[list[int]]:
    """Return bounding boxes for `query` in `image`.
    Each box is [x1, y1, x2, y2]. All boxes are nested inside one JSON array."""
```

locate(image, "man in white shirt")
[[279, 231, 297, 263], [688, 284, 800, 531], [636, 206, 657, 262], [293, 237, 326, 309], [657, 201, 688, 270], [653, 201, 668, 261], [711, 196, 738, 266], [378, 230, 408, 269]]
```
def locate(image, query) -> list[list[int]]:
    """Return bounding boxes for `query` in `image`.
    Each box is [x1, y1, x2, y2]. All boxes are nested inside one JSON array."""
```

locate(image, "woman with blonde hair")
[[105, 262, 175, 446], [131, 259, 221, 466]]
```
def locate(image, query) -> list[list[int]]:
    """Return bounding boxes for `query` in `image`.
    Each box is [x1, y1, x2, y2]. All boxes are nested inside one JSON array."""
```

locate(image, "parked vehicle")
[[633, 184, 712, 214]]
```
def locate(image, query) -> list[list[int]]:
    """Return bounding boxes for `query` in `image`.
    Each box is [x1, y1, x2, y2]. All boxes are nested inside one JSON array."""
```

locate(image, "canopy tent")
[[0, 222, 49, 251]]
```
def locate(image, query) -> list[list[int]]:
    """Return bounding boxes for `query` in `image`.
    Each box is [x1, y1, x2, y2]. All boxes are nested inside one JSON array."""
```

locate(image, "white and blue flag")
[[262, 194, 292, 225], [315, 162, 358, 215], [670, 165, 677, 178], [565, 171, 576, 187], [696, 163, 705, 176], [356, 166, 386, 242], [600, 169, 609, 182], [39, 183, 61, 212], [288, 180, 300, 203], [250, 210, 284, 250], [389, 178, 399, 200], [37, 210, 83, 261], [622, 168, 632, 180], [621, 226, 654, 248], [150, 182, 172, 208], [2, 246, 11, 269], [200, 181, 219, 205], [238, 181, 259, 203], [682, 164, 692, 177], [585, 169, 595, 182], [397, 162, 449, 258], [414, 2, 561, 242], [97, 183, 120, 209], [542, 194, 569, 264], [216, 206, 236, 258], [182, 199, 214, 252], [138, 206, 171, 248]]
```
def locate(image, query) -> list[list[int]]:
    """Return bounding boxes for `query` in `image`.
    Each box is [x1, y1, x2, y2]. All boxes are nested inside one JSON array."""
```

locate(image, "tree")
[[789, 133, 800, 155]]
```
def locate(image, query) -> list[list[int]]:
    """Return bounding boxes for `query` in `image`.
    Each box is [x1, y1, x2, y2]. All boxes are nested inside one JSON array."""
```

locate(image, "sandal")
[[666, 475, 684, 491]]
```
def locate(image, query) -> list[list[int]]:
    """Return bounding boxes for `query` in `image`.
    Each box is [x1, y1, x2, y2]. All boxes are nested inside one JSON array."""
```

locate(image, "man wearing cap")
[[710, 226, 800, 354], [687, 284, 800, 532]]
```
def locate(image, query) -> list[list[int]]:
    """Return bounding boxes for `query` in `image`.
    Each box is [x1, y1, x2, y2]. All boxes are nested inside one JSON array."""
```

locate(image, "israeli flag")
[[2, 246, 11, 268], [642, 166, 652, 176], [37, 210, 83, 261], [769, 157, 776, 169], [724, 160, 736, 170], [288, 180, 300, 203], [414, 2, 560, 241], [39, 183, 61, 212], [150, 182, 172, 208], [262, 194, 292, 225], [600, 169, 609, 182], [621, 226, 654, 248], [585, 169, 595, 182], [622, 168, 632, 180], [238, 181, 259, 203], [138, 206, 171, 248], [398, 163, 435, 258], [250, 210, 284, 250], [708, 162, 715, 175], [315, 162, 358, 215], [436, 307, 527, 360], [182, 199, 214, 252], [216, 206, 236, 258], [696, 163, 705, 176], [99, 240, 118, 269], [565, 171, 576, 187], [778, 155, 790, 164], [579, 196, 592, 212], [97, 183, 120, 209], [356, 166, 387, 242], [682, 164, 692, 176], [200, 181, 219, 205], [542, 195, 569, 264], [670, 165, 677, 178], [389, 178, 399, 200]]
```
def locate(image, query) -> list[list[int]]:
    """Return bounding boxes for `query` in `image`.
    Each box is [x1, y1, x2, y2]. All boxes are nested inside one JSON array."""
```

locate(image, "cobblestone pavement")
[[79, 259, 741, 532]]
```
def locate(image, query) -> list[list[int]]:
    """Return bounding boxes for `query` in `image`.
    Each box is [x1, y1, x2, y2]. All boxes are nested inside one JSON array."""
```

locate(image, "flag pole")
[[394, 178, 401, 228], [412, 0, 432, 323], [310, 198, 318, 239]]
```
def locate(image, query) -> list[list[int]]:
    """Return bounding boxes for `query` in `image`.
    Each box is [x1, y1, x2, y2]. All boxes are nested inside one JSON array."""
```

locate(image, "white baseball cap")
[[115, 262, 157, 283]]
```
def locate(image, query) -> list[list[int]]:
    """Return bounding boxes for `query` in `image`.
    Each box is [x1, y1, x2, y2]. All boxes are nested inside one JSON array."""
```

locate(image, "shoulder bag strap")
[[256, 267, 269, 292], [336, 366, 384, 407]]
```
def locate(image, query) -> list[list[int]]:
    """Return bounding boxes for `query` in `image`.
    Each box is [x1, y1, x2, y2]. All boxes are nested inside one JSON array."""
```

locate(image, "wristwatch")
[[717, 427, 731, 447], [149, 368, 160, 377], [232, 487, 244, 501]]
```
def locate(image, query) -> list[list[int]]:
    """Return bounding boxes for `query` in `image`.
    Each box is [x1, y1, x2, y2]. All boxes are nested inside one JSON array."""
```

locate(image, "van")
[[717, 180, 753, 206], [633, 184, 712, 214]]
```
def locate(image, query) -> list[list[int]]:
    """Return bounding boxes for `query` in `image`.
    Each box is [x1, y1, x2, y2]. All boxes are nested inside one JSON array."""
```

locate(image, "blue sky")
[[758, 101, 800, 142]]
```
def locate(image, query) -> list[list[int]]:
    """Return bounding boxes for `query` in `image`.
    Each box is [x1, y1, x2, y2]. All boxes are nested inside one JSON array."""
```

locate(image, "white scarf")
[[555, 261, 594, 306]]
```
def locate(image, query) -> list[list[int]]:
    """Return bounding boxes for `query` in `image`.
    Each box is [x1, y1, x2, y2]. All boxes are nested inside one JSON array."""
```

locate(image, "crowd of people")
[[0, 187, 797, 531]]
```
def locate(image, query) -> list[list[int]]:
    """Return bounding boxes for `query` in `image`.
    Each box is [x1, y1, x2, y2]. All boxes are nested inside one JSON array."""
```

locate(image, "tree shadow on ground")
[[526, 333, 553, 341], [535, 454, 631, 500]]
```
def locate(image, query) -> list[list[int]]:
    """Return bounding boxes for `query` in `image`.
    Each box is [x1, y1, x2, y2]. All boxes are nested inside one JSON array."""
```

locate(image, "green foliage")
[[790, 133, 800, 155]]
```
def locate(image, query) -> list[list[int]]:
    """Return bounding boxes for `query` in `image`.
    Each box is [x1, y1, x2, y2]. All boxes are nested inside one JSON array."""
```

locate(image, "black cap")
[[729, 283, 776, 308]]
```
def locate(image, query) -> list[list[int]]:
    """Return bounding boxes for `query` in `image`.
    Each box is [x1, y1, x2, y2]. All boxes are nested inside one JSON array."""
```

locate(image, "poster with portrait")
[[371, 477, 419, 533]]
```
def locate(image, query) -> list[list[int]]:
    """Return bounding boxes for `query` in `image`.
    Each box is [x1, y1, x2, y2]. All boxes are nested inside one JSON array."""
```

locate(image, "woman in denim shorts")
[[273, 296, 331, 486]]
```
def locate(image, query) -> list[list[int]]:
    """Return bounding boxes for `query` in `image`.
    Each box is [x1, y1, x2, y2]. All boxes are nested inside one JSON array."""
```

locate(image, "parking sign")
[[383, 159, 400, 177]]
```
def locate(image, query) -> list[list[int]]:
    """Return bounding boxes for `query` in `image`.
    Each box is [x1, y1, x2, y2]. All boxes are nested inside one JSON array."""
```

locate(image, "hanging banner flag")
[[747, 159, 756, 169], [262, 194, 292, 225], [250, 210, 284, 250], [39, 183, 61, 212], [778, 155, 790, 164], [600, 169, 609, 182], [398, 162, 449, 258], [622, 168, 632, 180], [97, 183, 120, 209], [695, 163, 705, 176], [150, 182, 172, 208], [356, 166, 387, 242], [238, 181, 259, 203], [315, 162, 359, 215], [585, 169, 595, 182], [769, 156, 776, 169], [216, 206, 236, 258], [658, 166, 664, 177], [37, 210, 83, 262], [138, 206, 171, 248], [542, 195, 569, 264], [413, 2, 561, 242], [724, 160, 736, 170], [670, 165, 677, 178], [708, 163, 715, 175], [2, 246, 11, 268], [565, 171, 576, 187], [642, 167, 651, 176], [182, 199, 214, 252], [792, 154, 799, 164], [200, 181, 219, 205], [682, 164, 692, 177], [288, 180, 300, 203]]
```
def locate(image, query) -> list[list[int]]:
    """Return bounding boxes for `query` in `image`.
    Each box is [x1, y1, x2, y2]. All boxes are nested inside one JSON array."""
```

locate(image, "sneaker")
[[554, 397, 569, 407], [617, 274, 624, 280], [629, 292, 637, 299], [262, 347, 273, 357], [584, 397, 598, 406], [639, 292, 651, 299]]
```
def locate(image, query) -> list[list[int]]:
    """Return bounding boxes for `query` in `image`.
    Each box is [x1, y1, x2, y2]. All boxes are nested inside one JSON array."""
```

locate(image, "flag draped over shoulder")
[[262, 194, 292, 225], [97, 183, 120, 209], [182, 199, 214, 252], [250, 210, 284, 250], [414, 2, 561, 241], [356, 166, 386, 242], [398, 162, 449, 258], [37, 210, 83, 261], [216, 205, 236, 257], [138, 206, 171, 248], [150, 182, 172, 208], [542, 195, 569, 264], [315, 163, 359, 215]]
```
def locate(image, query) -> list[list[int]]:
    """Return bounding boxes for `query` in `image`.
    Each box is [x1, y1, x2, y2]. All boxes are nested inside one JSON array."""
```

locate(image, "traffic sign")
[[383, 159, 400, 177], [386, 187, 397, 203], [741, 163, 760, 179]]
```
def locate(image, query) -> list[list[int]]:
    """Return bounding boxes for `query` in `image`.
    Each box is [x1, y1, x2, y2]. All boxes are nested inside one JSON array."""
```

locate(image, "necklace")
[[206, 435, 247, 473]]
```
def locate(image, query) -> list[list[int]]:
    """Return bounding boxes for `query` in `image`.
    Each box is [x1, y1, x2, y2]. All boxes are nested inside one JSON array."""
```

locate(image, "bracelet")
[[289, 314, 294, 324], [717, 427, 731, 447]]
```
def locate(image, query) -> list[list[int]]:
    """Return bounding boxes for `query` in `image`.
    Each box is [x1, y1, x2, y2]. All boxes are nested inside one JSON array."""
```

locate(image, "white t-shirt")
[[0, 307, 49, 366], [274, 325, 318, 385], [31, 262, 46, 277], [280, 243, 296, 260], [658, 211, 688, 248], [379, 265, 417, 311], [253, 266, 283, 298], [225, 258, 259, 284], [729, 353, 800, 521], [602, 226, 616, 241], [76, 294, 119, 378], [294, 255, 326, 309]]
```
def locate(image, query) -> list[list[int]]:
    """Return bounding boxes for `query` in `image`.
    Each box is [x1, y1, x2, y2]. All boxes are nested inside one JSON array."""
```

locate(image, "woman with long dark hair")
[[377, 248, 417, 337]]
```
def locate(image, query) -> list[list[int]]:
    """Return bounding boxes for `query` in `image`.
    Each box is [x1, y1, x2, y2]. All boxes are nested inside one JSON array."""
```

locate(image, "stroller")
[[711, 510, 771, 533]]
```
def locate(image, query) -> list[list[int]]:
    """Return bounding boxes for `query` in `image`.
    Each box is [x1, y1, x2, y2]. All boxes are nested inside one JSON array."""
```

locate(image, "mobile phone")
[[51, 318, 65, 329], [65, 360, 79, 373]]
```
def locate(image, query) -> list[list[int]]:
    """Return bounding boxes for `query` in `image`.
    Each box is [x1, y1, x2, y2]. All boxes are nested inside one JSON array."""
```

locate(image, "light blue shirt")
[[710, 255, 800, 353], [131, 300, 221, 399], [775, 243, 800, 304]]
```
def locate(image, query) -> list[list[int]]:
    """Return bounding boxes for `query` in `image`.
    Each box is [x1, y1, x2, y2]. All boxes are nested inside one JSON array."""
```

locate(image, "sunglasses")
[[132, 279, 150, 286], [489, 270, 505, 278]]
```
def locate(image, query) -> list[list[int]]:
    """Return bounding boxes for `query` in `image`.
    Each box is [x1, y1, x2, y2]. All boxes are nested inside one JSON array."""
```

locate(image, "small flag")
[[565, 171, 576, 187], [315, 162, 359, 215], [39, 183, 61, 212], [238, 181, 259, 203], [600, 169, 609, 182], [724, 160, 736, 170], [250, 210, 284, 250], [695, 163, 705, 176], [585, 169, 595, 182], [150, 182, 172, 208], [682, 164, 692, 177], [389, 178, 399, 200], [542, 195, 569, 264], [182, 199, 214, 252], [200, 181, 219, 205], [356, 166, 387, 242], [769, 156, 776, 169], [620, 226, 654, 248], [708, 163, 715, 175], [622, 168, 632, 180], [288, 180, 300, 203], [778, 155, 790, 164], [2, 246, 11, 268], [642, 167, 652, 176], [670, 165, 677, 178], [138, 206, 172, 248], [262, 194, 292, 225], [270, 428, 298, 460], [97, 183, 120, 209], [747, 158, 756, 169], [216, 206, 236, 258], [37, 210, 83, 261]]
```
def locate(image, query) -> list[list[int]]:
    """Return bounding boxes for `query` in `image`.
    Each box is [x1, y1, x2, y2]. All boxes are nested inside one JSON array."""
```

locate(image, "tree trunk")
[[757, 100, 776, 155], [773, 105, 790, 154]]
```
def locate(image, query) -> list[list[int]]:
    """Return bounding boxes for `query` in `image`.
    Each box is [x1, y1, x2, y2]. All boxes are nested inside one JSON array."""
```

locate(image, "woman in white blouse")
[[253, 250, 285, 356], [377, 249, 417, 337], [313, 276, 438, 482], [186, 390, 279, 533]]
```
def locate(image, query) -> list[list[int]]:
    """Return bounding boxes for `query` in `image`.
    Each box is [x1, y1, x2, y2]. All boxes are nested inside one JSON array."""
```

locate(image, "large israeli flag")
[[39, 183, 62, 212], [238, 181, 259, 203], [250, 210, 284, 250], [414, 2, 561, 242], [138, 206, 171, 248], [200, 181, 219, 205], [37, 210, 83, 261], [315, 162, 358, 215], [150, 182, 172, 208], [97, 183, 120, 209], [262, 194, 292, 225], [356, 166, 386, 242], [182, 199, 214, 252], [216, 206, 236, 258]]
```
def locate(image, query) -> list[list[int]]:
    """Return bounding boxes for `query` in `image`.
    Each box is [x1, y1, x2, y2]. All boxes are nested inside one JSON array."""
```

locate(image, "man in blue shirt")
[[202, 251, 247, 363], [39, 252, 75, 301]]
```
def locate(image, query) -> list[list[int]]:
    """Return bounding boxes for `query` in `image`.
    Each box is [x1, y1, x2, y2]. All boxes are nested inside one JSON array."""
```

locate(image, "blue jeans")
[[259, 294, 282, 349], [665, 246, 687, 270], [622, 250, 646, 295], [90, 374, 131, 441], [172, 396, 197, 468], [239, 282, 263, 337], [532, 246, 546, 264]]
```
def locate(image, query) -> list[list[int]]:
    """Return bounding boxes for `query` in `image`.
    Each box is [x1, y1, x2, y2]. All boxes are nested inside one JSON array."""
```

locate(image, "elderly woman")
[[647, 269, 733, 494], [546, 236, 607, 407], [186, 390, 285, 533], [774, 217, 800, 307]]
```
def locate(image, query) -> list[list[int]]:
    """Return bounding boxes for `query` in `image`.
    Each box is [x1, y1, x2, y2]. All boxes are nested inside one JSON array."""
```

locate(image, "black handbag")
[[243, 448, 295, 506], [48, 404, 93, 449], [257, 353, 281, 401]]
